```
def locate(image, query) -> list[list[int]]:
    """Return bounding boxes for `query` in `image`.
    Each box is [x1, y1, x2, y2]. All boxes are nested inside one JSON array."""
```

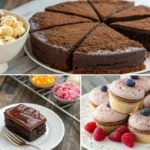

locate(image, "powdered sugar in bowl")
[[53, 81, 80, 104]]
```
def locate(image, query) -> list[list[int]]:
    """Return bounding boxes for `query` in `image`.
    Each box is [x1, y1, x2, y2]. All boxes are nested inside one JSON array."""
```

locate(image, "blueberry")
[[131, 76, 139, 80], [126, 79, 135, 87], [106, 102, 110, 107], [141, 108, 150, 116], [100, 85, 108, 92]]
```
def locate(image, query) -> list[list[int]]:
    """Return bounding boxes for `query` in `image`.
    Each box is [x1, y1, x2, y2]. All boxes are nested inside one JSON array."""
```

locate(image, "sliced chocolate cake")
[[107, 5, 150, 24], [45, 1, 99, 21], [4, 104, 47, 142], [73, 23, 146, 74], [111, 17, 150, 51], [30, 22, 98, 71], [89, 0, 134, 21], [29, 11, 92, 32]]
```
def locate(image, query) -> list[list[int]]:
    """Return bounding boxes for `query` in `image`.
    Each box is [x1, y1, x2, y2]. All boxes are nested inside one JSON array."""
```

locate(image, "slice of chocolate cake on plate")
[[45, 1, 99, 21], [4, 104, 47, 142], [89, 0, 134, 21], [111, 17, 150, 51], [107, 5, 150, 24], [29, 11, 92, 32], [73, 23, 146, 74], [30, 22, 98, 72]]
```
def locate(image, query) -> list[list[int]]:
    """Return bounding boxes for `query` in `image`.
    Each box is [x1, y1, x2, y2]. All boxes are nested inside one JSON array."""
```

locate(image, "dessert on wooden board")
[[29, 0, 150, 74]]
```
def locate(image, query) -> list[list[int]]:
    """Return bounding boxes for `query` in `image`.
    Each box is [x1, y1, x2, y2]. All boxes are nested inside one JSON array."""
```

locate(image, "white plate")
[[81, 93, 150, 150], [0, 103, 65, 150]]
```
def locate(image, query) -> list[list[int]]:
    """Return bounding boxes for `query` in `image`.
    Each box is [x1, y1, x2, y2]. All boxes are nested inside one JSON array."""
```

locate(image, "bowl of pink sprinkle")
[[53, 81, 80, 104]]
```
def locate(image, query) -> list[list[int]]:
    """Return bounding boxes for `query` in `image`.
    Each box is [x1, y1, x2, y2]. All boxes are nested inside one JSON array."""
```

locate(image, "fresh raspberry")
[[121, 132, 135, 148], [108, 131, 122, 142], [84, 122, 96, 133], [116, 126, 129, 135], [93, 127, 106, 141]]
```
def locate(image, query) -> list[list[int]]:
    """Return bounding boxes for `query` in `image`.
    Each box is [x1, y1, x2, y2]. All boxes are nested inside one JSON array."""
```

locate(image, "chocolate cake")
[[4, 104, 47, 142], [45, 1, 99, 21], [111, 17, 150, 51], [73, 23, 146, 74], [30, 22, 98, 71], [107, 5, 150, 24], [29, 11, 92, 32], [89, 0, 134, 21]]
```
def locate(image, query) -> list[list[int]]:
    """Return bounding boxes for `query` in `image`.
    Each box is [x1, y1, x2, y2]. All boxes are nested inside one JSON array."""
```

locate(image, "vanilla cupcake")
[[128, 108, 150, 143], [144, 94, 150, 109], [93, 102, 128, 134], [109, 78, 145, 114], [89, 85, 109, 111]]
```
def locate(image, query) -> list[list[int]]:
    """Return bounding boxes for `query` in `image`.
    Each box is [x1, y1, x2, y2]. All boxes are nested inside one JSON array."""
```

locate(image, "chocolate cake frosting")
[[107, 5, 150, 24], [89, 0, 134, 21], [30, 22, 98, 71], [4, 104, 46, 132], [111, 17, 150, 51], [29, 11, 92, 32], [45, 1, 99, 21], [73, 23, 146, 74]]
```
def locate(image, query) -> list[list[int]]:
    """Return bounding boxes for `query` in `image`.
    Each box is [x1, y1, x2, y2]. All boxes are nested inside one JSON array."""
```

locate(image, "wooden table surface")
[[0, 76, 80, 150]]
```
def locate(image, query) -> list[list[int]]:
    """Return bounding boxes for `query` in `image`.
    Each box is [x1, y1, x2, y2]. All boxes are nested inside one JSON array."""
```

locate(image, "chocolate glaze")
[[4, 104, 47, 132]]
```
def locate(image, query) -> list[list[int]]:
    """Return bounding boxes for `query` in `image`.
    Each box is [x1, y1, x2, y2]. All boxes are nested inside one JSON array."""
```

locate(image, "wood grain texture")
[[0, 0, 32, 10], [0, 76, 80, 150]]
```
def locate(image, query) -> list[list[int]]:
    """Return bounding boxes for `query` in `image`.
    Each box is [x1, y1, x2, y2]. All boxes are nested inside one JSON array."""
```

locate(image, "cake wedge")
[[111, 17, 150, 51], [73, 23, 146, 74], [45, 1, 99, 21], [107, 5, 150, 24], [29, 11, 92, 32], [89, 0, 134, 21]]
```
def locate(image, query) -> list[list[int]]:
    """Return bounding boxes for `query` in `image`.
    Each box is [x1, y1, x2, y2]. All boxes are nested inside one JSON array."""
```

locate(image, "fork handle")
[[26, 144, 41, 150]]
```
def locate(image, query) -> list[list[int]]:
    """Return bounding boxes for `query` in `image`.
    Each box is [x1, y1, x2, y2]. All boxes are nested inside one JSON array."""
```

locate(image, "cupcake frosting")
[[144, 94, 150, 109], [110, 78, 144, 100], [93, 102, 128, 123], [134, 76, 150, 93], [89, 85, 109, 106], [129, 110, 150, 131]]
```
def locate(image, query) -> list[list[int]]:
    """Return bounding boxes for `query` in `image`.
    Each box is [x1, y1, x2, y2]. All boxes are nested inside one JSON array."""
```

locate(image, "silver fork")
[[1, 126, 41, 150]]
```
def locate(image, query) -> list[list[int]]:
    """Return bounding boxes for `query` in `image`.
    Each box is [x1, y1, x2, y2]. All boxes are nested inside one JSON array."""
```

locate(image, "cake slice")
[[29, 11, 92, 32], [45, 1, 99, 21], [89, 0, 134, 21], [4, 104, 47, 142], [30, 22, 98, 71], [111, 17, 150, 51], [73, 23, 146, 74], [107, 5, 150, 24]]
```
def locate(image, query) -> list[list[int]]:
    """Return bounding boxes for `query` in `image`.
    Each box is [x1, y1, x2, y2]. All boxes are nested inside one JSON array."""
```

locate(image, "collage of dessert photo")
[[1, 0, 150, 150]]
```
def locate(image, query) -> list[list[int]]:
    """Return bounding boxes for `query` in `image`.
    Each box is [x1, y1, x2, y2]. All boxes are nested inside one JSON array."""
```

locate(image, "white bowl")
[[0, 9, 30, 73], [29, 76, 55, 88]]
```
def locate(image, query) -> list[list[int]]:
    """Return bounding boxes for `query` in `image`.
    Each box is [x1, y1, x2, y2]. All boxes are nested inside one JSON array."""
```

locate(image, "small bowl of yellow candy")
[[0, 9, 30, 73], [30, 75, 56, 88]]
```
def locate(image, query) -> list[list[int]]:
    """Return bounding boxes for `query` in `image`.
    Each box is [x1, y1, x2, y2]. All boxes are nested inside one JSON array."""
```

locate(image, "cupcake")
[[144, 94, 150, 109], [109, 78, 145, 114], [93, 102, 128, 134], [89, 85, 109, 111], [130, 76, 150, 96], [128, 108, 150, 143]]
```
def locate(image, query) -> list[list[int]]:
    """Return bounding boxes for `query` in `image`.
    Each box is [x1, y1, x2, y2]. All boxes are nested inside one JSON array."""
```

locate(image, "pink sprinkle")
[[53, 82, 80, 100]]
